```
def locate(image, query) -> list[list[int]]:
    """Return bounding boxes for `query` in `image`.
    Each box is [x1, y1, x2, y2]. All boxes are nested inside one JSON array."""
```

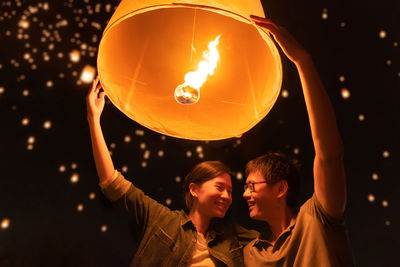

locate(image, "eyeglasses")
[[243, 181, 269, 193]]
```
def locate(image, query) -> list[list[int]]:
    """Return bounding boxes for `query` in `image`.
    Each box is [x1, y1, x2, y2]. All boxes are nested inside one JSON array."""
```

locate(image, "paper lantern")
[[97, 0, 282, 140]]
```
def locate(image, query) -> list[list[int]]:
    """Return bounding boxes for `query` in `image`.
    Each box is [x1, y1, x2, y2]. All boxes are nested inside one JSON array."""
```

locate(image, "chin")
[[249, 210, 259, 220], [213, 209, 227, 218], [216, 212, 226, 218]]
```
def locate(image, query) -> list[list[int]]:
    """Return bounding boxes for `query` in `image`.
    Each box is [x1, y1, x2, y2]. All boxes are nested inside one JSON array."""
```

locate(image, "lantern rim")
[[102, 3, 257, 36]]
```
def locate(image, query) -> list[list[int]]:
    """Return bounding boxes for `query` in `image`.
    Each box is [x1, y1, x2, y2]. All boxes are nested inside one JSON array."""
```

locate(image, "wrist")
[[294, 52, 313, 67], [87, 115, 101, 124]]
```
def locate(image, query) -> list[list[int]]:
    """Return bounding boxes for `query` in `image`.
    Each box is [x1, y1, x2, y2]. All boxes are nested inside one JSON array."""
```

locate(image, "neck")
[[188, 208, 210, 235], [266, 204, 294, 243]]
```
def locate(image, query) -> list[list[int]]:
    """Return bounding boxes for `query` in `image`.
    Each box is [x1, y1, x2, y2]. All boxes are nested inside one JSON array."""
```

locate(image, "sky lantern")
[[97, 0, 282, 140]]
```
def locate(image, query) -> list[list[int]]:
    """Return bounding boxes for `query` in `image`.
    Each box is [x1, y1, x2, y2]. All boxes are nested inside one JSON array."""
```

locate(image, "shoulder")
[[299, 194, 345, 226], [213, 220, 259, 246], [234, 223, 259, 241]]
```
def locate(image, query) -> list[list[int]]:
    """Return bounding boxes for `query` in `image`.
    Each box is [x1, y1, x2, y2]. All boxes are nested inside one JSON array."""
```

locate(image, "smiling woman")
[[87, 77, 258, 266]]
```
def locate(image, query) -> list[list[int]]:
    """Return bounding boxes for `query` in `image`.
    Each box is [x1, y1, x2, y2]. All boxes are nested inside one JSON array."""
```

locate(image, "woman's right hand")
[[86, 75, 106, 121]]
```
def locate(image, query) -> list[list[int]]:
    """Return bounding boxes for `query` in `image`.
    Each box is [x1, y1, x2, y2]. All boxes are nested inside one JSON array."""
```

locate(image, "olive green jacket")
[[102, 172, 258, 267]]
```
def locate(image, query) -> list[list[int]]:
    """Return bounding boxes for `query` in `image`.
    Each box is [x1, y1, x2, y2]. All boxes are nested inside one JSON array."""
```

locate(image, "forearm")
[[88, 116, 115, 184], [253, 16, 347, 216], [296, 55, 346, 217], [295, 55, 344, 159]]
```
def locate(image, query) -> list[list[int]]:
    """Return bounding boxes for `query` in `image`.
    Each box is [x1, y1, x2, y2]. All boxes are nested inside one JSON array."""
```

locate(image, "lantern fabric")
[[97, 0, 282, 140]]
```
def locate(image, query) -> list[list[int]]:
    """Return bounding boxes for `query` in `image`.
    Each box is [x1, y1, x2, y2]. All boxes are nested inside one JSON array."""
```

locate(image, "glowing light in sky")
[[341, 88, 351, 99], [69, 49, 80, 62], [367, 194, 375, 202], [27, 136, 35, 144], [122, 165, 128, 173], [77, 204, 84, 212], [59, 165, 66, 172], [43, 120, 52, 129], [321, 8, 328, 20], [1, 218, 10, 229], [135, 129, 144, 136], [18, 19, 30, 29], [382, 150, 390, 158], [124, 135, 131, 143], [70, 173, 79, 183], [21, 118, 30, 126], [80, 65, 95, 83]]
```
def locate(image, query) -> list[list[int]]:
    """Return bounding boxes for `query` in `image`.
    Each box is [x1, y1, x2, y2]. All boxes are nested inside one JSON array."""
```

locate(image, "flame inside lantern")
[[174, 35, 220, 104]]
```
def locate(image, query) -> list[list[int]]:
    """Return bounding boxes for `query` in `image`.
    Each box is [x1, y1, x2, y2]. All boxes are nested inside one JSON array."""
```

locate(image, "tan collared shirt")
[[244, 194, 354, 267], [189, 232, 216, 267]]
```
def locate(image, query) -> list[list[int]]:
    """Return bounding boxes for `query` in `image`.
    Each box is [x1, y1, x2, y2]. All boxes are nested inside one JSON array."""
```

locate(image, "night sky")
[[1, 0, 399, 266]]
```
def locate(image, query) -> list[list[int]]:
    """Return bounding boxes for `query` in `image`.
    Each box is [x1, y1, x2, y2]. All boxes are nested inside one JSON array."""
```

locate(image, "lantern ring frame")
[[102, 3, 266, 37]]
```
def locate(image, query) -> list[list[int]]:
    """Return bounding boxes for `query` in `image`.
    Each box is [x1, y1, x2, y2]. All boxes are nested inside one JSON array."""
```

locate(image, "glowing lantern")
[[80, 65, 96, 83], [69, 49, 80, 63], [97, 0, 282, 140]]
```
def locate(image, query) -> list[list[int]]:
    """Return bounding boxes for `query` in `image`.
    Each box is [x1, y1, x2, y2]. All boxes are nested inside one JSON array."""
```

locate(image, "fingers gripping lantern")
[[97, 0, 282, 140]]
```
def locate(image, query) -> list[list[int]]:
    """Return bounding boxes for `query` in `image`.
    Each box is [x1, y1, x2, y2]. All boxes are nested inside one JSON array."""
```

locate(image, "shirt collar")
[[179, 211, 225, 238], [254, 216, 297, 247], [180, 210, 194, 229]]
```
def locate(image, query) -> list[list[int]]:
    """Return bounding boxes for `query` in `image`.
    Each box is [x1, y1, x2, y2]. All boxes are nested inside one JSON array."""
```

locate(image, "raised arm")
[[86, 76, 116, 185], [251, 16, 346, 218]]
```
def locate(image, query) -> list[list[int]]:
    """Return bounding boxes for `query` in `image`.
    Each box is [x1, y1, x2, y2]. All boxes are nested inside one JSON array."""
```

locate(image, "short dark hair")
[[245, 153, 300, 208], [183, 161, 231, 211]]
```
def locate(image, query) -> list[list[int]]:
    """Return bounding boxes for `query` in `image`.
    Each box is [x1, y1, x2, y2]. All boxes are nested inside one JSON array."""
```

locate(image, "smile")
[[247, 201, 255, 209], [216, 202, 228, 209]]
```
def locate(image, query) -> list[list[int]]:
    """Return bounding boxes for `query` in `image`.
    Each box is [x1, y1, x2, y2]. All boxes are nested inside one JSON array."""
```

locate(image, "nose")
[[243, 187, 251, 199], [221, 190, 232, 201]]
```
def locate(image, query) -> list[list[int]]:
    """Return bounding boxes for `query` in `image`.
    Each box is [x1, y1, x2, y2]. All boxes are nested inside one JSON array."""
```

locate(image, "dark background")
[[0, 0, 399, 266]]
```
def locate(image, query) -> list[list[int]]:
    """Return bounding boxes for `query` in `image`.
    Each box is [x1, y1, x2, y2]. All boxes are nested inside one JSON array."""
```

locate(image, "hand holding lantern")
[[86, 75, 106, 121]]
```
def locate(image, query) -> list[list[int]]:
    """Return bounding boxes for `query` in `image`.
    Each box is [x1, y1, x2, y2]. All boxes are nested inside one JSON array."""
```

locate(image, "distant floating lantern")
[[80, 65, 96, 83], [69, 49, 80, 63], [97, 0, 282, 140]]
